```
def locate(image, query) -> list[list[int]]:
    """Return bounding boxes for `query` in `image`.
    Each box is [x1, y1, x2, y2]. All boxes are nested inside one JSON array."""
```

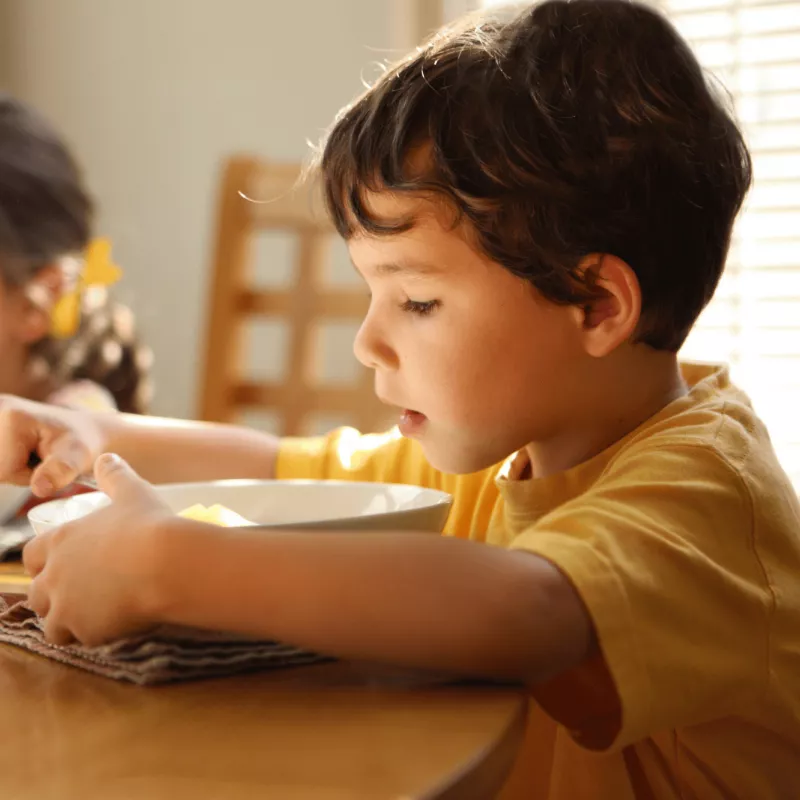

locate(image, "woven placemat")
[[0, 593, 326, 685]]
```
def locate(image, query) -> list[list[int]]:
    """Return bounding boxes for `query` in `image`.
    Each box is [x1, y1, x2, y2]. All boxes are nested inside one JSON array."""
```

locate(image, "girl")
[[0, 94, 152, 535]]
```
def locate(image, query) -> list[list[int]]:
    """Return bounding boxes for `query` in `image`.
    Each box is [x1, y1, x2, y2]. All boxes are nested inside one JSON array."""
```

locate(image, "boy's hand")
[[23, 454, 172, 646], [0, 395, 106, 496]]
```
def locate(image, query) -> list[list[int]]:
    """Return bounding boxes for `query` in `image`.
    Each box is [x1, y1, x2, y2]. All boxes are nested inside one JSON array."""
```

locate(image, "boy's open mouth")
[[399, 409, 427, 436]]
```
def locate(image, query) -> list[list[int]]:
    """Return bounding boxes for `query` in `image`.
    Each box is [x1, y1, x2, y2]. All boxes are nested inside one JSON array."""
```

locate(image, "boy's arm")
[[156, 520, 594, 682], [0, 395, 281, 488], [100, 413, 281, 484], [23, 454, 592, 679]]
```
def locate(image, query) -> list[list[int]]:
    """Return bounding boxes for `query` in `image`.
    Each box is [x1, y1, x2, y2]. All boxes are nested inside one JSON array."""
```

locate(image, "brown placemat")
[[0, 593, 327, 685]]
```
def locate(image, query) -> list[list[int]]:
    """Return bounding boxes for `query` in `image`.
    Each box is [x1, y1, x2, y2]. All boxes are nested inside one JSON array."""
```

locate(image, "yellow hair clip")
[[50, 238, 122, 339]]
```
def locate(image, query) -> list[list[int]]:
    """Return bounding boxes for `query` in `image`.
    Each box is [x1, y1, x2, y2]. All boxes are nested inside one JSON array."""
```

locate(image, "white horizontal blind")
[[475, 0, 800, 485], [641, 0, 800, 487]]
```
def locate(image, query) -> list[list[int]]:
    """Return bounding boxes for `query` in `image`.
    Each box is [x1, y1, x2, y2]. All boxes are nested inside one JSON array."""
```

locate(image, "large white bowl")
[[27, 479, 453, 536]]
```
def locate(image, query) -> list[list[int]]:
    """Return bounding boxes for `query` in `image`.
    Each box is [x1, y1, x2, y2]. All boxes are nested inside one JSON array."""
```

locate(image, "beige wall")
[[1, 0, 393, 420], [0, 3, 13, 84]]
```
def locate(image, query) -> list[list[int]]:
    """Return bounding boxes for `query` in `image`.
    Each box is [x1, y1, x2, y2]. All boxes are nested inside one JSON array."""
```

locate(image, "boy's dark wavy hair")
[[319, 0, 752, 351], [0, 94, 152, 413]]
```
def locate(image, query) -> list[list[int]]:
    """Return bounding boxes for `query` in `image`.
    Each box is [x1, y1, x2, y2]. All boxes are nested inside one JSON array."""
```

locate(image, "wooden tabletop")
[[0, 560, 28, 594], [0, 565, 527, 800]]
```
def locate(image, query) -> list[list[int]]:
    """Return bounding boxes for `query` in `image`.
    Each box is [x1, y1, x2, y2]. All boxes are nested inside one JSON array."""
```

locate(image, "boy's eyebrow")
[[350, 259, 442, 277]]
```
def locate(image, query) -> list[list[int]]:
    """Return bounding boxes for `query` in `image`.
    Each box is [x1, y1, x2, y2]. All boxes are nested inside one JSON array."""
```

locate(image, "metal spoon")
[[26, 452, 98, 491]]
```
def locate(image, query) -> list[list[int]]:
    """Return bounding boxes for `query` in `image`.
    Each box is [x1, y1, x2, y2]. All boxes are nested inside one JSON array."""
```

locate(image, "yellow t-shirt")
[[276, 363, 800, 799]]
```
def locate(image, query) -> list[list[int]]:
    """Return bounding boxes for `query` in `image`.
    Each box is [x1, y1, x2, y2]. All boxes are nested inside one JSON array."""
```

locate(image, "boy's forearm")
[[97, 413, 281, 484], [154, 522, 593, 682]]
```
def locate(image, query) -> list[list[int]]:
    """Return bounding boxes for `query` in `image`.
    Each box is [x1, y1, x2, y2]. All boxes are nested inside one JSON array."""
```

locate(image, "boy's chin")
[[420, 438, 509, 476]]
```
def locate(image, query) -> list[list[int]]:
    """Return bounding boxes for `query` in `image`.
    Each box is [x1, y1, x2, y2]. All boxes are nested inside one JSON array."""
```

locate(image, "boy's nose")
[[353, 313, 398, 371]]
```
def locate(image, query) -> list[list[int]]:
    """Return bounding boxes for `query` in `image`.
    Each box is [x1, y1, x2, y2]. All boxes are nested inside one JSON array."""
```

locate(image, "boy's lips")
[[375, 395, 428, 435], [398, 409, 428, 436]]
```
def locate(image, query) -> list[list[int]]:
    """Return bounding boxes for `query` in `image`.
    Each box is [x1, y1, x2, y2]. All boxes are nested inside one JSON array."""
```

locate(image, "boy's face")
[[348, 192, 588, 474]]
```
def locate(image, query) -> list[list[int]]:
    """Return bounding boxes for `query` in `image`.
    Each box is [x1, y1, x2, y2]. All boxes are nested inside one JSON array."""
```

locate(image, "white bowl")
[[27, 479, 453, 536], [0, 483, 30, 522]]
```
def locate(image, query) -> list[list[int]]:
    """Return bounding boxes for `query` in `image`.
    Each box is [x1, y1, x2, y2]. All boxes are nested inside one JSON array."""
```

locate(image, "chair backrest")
[[198, 155, 388, 436]]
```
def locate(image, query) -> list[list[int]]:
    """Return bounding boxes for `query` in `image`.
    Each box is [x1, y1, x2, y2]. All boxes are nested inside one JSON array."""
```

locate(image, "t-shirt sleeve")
[[47, 380, 118, 412], [510, 443, 772, 751], [276, 426, 446, 488], [277, 427, 507, 541]]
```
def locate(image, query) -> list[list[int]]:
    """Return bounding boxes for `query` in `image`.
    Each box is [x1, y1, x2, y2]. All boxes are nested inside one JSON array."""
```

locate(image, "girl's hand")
[[23, 454, 173, 646], [0, 395, 106, 496]]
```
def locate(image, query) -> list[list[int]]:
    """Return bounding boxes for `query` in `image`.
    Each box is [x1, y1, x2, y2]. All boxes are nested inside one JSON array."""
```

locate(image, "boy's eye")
[[401, 299, 440, 316]]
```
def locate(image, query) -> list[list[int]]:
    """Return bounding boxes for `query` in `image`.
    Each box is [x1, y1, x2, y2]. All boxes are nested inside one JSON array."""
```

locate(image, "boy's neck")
[[524, 350, 688, 479]]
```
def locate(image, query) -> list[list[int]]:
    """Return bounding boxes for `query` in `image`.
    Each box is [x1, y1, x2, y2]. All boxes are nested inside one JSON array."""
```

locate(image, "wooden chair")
[[198, 156, 388, 436]]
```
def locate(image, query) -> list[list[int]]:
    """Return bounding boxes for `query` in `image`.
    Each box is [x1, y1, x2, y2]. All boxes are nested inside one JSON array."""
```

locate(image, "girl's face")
[[0, 265, 62, 398]]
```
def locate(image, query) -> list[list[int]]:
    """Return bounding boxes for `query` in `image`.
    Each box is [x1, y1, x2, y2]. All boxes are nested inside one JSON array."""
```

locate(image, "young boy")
[[2, 0, 799, 796]]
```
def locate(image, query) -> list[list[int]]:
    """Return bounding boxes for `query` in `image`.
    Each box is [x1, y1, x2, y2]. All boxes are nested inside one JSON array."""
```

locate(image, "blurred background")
[[0, 0, 798, 481]]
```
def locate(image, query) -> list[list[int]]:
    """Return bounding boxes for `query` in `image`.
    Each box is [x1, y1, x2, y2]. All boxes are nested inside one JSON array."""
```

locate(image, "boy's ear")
[[19, 264, 64, 343], [571, 254, 642, 357]]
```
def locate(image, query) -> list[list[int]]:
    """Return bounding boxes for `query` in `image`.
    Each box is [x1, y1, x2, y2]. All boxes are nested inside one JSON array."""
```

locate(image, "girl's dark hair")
[[0, 94, 152, 413], [320, 0, 752, 351]]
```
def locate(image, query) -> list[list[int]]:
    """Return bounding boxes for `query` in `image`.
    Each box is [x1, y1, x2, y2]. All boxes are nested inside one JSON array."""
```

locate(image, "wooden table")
[[0, 568, 528, 799], [0, 560, 28, 594]]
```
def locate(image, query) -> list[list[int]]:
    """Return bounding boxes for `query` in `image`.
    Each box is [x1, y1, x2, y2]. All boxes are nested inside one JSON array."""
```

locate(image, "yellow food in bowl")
[[178, 504, 256, 527]]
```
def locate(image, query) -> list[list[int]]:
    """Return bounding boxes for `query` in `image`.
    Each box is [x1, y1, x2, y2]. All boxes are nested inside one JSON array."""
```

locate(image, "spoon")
[[26, 452, 98, 491]]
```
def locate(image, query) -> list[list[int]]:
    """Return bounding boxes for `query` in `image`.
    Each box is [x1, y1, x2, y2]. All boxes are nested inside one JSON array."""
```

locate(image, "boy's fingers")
[[22, 532, 51, 578], [42, 615, 74, 647], [25, 576, 51, 618], [94, 454, 157, 505], [0, 407, 88, 493], [3, 449, 40, 487], [0, 412, 39, 480], [29, 433, 94, 496], [31, 451, 83, 497]]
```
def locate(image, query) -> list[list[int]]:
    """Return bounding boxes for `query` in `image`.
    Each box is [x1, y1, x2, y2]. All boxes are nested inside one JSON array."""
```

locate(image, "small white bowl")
[[28, 479, 453, 536], [0, 483, 30, 523]]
